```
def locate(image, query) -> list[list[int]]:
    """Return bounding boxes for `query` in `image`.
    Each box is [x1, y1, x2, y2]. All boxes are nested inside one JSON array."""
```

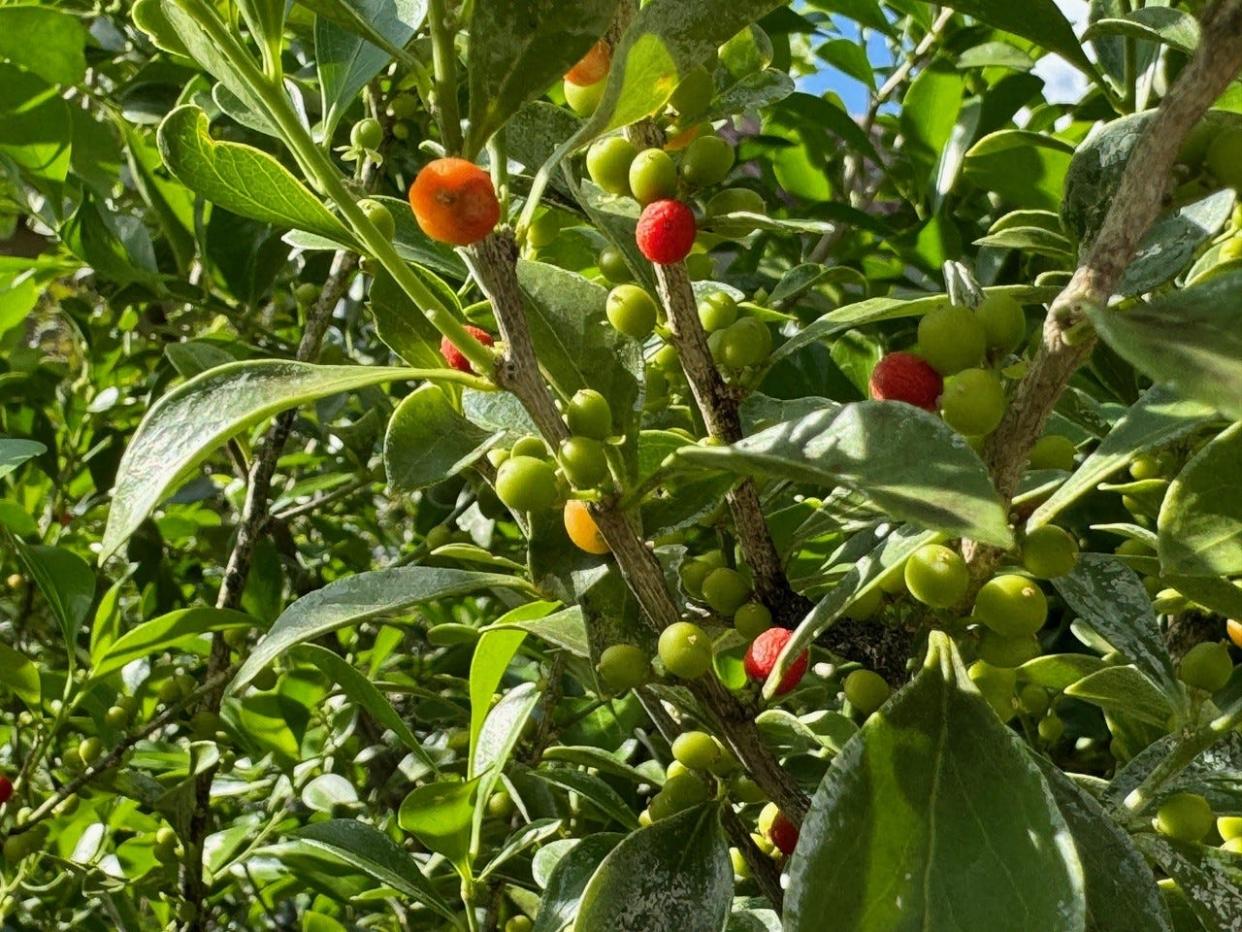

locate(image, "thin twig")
[[965, 0, 1242, 574]]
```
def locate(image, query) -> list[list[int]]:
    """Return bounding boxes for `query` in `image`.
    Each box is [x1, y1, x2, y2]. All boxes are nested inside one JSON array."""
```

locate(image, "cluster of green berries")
[[1154, 792, 1242, 854]]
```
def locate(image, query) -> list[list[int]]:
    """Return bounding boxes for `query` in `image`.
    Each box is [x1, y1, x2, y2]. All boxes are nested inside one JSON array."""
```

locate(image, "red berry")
[[743, 628, 809, 694], [868, 352, 943, 412], [408, 158, 500, 246], [636, 200, 696, 265], [769, 810, 799, 856], [0, 774, 12, 805], [439, 325, 495, 374]]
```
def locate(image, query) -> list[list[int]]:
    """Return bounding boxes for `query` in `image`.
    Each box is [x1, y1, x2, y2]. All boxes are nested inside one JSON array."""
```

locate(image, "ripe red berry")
[[439, 325, 495, 374], [408, 158, 500, 246], [0, 774, 11, 805], [636, 200, 696, 265], [744, 628, 808, 694], [869, 352, 943, 412], [769, 810, 799, 856]]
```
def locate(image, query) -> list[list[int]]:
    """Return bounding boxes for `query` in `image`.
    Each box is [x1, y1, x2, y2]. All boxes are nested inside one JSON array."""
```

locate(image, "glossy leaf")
[[91, 607, 253, 679], [478, 818, 563, 881], [385, 385, 502, 493], [1064, 666, 1179, 729], [294, 819, 457, 918], [468, 622, 531, 775], [16, 542, 95, 657], [101, 361, 424, 561], [158, 106, 353, 243], [678, 402, 1013, 547], [1051, 555, 1179, 698], [0, 439, 46, 480], [398, 778, 480, 873], [1084, 8, 1200, 54], [533, 834, 623, 932], [1029, 385, 1217, 529], [296, 644, 437, 772], [1134, 835, 1242, 932], [786, 633, 1086, 931], [316, 0, 425, 136], [573, 803, 731, 932], [465, 0, 620, 156], [0, 641, 39, 710], [228, 568, 524, 691], [1158, 420, 1242, 577], [0, 6, 86, 86], [937, 0, 1094, 73]]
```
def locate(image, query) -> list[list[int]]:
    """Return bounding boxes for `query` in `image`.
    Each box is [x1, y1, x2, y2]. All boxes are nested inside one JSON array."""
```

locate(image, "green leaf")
[[464, 0, 620, 157], [228, 567, 524, 692], [367, 269, 458, 370], [816, 39, 875, 89], [535, 767, 641, 831], [1159, 420, 1242, 577], [295, 0, 417, 68], [1084, 8, 1200, 55], [302, 773, 358, 813], [101, 360, 424, 561], [1029, 385, 1218, 530], [1120, 190, 1233, 297], [399, 778, 480, 874], [295, 819, 458, 922], [0, 439, 46, 480], [937, 0, 1094, 74], [575, 0, 789, 139], [771, 285, 1058, 365], [786, 633, 1086, 931], [16, 542, 95, 658], [1088, 272, 1242, 421], [974, 226, 1074, 258], [91, 607, 253, 680], [468, 622, 531, 775], [157, 106, 353, 243], [1018, 653, 1109, 692], [1134, 835, 1242, 932], [533, 834, 623, 932], [316, 0, 426, 137], [236, 0, 287, 63], [900, 61, 964, 184], [385, 385, 501, 493], [1035, 759, 1173, 932], [0, 65, 72, 185], [478, 818, 564, 881], [1064, 665, 1179, 728], [1051, 554, 1179, 698], [0, 6, 86, 85], [573, 803, 731, 932], [0, 641, 40, 710], [486, 605, 590, 657], [1062, 112, 1152, 245], [296, 644, 437, 772], [160, 2, 272, 118], [678, 402, 1013, 547]]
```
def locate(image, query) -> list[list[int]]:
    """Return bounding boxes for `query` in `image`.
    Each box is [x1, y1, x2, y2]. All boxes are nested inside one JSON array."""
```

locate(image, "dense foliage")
[[2, 0, 1242, 929]]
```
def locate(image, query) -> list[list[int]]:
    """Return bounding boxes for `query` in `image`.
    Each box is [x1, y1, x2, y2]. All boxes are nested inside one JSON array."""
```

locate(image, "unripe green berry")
[[607, 284, 659, 339], [1028, 434, 1076, 471], [680, 135, 735, 187], [843, 669, 890, 714], [658, 621, 713, 679], [973, 574, 1048, 637], [587, 136, 638, 196], [977, 629, 1041, 668], [559, 436, 609, 489], [697, 291, 739, 332], [598, 245, 634, 284], [566, 389, 613, 440], [494, 456, 559, 512], [510, 436, 548, 459], [629, 149, 678, 206], [1022, 525, 1080, 579], [597, 644, 650, 693], [672, 731, 721, 770], [1155, 792, 1214, 843], [918, 305, 987, 375], [904, 544, 969, 609], [358, 198, 395, 240], [1178, 641, 1233, 692], [701, 567, 752, 616], [733, 602, 772, 640], [976, 293, 1026, 354], [351, 117, 383, 151], [940, 368, 1006, 437]]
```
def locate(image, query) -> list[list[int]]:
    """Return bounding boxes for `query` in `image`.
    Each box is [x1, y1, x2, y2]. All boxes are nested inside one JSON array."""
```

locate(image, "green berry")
[[843, 669, 890, 714], [559, 436, 609, 488], [358, 198, 395, 240], [845, 587, 882, 621], [155, 826, 177, 849], [527, 209, 559, 248], [977, 629, 1042, 668], [505, 917, 533, 932], [662, 772, 709, 808], [672, 731, 721, 770], [607, 284, 659, 339], [510, 436, 548, 459], [1206, 127, 1242, 189], [494, 455, 559, 512], [680, 136, 735, 187], [1155, 792, 1214, 843], [629, 148, 678, 205], [565, 389, 612, 440], [1028, 435, 1076, 471], [648, 789, 679, 821], [733, 602, 772, 640], [1022, 525, 1079, 579], [701, 567, 752, 616], [251, 667, 277, 691], [598, 245, 634, 284], [729, 774, 765, 803], [1217, 815, 1242, 840], [670, 65, 714, 118], [294, 282, 321, 307], [904, 544, 969, 609], [388, 93, 418, 119], [565, 78, 605, 116], [1178, 641, 1233, 692], [968, 660, 1017, 721], [973, 574, 1048, 637], [681, 558, 713, 598], [104, 705, 129, 729], [1037, 713, 1064, 743], [587, 136, 638, 196], [940, 368, 1006, 437], [597, 644, 651, 692], [718, 317, 772, 369], [658, 621, 713, 679], [351, 117, 383, 150], [78, 737, 103, 767], [1130, 453, 1169, 480], [976, 293, 1026, 354], [697, 292, 738, 332], [487, 790, 516, 819], [1018, 684, 1050, 717], [918, 305, 987, 375], [685, 251, 714, 280]]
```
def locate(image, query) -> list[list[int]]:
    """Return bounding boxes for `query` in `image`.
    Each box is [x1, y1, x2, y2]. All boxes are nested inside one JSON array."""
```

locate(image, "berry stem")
[[428, 0, 464, 155], [964, 0, 1242, 577]]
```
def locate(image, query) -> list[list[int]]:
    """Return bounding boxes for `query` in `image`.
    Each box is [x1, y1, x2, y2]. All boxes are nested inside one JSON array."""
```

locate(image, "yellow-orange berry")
[[564, 500, 610, 555], [565, 40, 611, 86], [408, 158, 500, 246]]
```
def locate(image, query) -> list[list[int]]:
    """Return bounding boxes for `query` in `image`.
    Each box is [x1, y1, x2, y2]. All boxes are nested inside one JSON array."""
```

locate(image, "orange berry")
[[564, 499, 610, 555], [1228, 619, 1242, 650], [565, 40, 610, 86], [408, 158, 500, 246]]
